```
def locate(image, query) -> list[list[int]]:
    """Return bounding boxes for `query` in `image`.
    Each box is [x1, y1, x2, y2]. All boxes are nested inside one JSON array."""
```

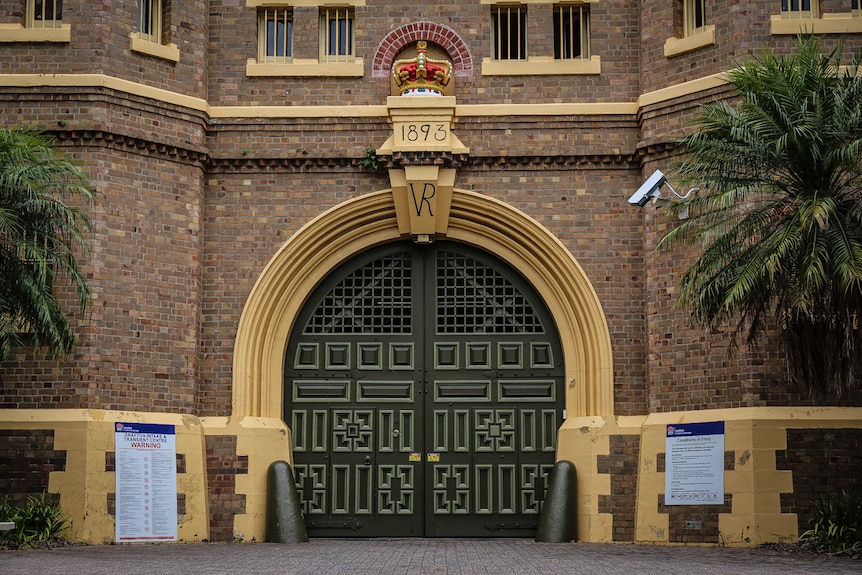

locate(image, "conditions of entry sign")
[[664, 421, 725, 505], [114, 422, 178, 542]]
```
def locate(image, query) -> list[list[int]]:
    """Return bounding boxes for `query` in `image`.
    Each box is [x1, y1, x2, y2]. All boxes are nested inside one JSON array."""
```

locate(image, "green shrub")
[[0, 494, 69, 549], [801, 491, 862, 555]]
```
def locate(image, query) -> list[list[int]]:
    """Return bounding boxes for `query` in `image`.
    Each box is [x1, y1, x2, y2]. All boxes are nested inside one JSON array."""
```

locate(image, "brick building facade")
[[1, 0, 861, 544]]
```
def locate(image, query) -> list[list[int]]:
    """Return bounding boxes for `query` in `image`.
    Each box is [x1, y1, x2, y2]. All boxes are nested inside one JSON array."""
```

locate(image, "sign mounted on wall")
[[664, 421, 725, 505], [114, 422, 178, 542]]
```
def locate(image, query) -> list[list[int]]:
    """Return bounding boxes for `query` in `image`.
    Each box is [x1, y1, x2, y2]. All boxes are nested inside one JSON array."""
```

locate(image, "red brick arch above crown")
[[372, 22, 473, 78]]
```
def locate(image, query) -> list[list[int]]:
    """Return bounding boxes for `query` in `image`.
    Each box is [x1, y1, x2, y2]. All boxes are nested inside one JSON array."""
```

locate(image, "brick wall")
[[0, 1, 209, 99], [204, 0, 642, 106], [0, 430, 65, 503], [0, 90, 206, 412], [777, 428, 862, 535], [598, 434, 640, 541], [3, 0, 862, 438], [205, 435, 248, 541]]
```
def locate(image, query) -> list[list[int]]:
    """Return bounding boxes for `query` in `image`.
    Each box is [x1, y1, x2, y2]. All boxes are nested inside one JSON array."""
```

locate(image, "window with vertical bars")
[[684, 0, 706, 34], [780, 0, 816, 17], [491, 5, 527, 61], [553, 4, 589, 60], [258, 7, 293, 62], [136, 0, 163, 43], [853, 0, 860, 16], [27, 0, 62, 28], [319, 7, 354, 63]]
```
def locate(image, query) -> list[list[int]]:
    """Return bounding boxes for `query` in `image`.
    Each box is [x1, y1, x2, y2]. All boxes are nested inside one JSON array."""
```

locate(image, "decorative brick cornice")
[[52, 129, 210, 164], [50, 129, 678, 172]]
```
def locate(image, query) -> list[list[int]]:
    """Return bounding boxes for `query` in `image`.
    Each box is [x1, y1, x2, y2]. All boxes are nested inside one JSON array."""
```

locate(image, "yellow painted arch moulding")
[[231, 188, 614, 419]]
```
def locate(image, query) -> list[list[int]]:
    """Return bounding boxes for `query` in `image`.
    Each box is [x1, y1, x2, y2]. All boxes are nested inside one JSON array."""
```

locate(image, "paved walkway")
[[2, 539, 860, 575]]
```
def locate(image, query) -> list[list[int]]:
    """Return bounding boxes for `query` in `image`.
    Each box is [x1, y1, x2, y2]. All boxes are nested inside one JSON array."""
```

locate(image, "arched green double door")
[[284, 241, 564, 537]]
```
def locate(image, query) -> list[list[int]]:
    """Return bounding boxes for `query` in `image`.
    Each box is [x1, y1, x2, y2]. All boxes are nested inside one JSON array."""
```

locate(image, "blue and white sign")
[[664, 421, 725, 505], [115, 422, 178, 542]]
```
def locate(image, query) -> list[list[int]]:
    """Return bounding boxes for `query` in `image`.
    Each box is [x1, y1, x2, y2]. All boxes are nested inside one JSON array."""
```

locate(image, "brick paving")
[[2, 539, 860, 575]]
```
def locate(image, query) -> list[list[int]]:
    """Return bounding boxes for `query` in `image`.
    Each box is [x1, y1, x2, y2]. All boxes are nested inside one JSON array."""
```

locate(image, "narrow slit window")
[[554, 4, 590, 60], [492, 5, 527, 61]]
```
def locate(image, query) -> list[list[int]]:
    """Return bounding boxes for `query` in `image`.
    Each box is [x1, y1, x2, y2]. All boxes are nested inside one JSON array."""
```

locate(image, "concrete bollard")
[[265, 460, 309, 543], [535, 460, 577, 543]]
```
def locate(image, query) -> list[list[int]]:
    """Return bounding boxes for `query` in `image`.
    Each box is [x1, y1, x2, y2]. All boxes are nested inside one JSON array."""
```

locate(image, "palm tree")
[[0, 128, 95, 360], [659, 36, 862, 398]]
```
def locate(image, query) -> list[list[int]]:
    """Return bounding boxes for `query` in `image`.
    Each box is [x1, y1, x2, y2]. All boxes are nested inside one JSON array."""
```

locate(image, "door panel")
[[285, 242, 563, 537]]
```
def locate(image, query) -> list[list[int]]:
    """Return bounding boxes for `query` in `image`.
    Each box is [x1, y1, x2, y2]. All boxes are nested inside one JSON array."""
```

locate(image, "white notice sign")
[[664, 421, 725, 505], [115, 422, 178, 542]]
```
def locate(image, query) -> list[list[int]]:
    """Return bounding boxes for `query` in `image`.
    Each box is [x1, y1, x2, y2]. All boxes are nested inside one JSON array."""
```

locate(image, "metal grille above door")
[[285, 241, 564, 537]]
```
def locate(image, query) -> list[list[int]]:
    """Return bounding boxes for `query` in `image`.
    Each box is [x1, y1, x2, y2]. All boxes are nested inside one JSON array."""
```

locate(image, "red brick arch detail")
[[372, 22, 473, 78]]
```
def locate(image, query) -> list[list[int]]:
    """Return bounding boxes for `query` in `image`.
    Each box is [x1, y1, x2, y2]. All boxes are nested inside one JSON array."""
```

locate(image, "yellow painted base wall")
[[0, 409, 291, 544], [558, 406, 862, 546], [2, 406, 860, 545]]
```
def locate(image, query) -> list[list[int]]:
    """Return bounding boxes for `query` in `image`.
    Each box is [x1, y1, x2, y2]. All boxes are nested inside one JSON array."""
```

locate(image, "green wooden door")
[[285, 242, 563, 537]]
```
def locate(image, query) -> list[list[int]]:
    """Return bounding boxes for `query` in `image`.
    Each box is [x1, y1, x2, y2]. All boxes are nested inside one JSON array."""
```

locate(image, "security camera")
[[628, 170, 667, 207]]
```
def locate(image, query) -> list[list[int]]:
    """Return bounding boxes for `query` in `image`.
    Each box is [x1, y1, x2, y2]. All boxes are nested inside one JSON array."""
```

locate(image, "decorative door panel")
[[285, 242, 564, 537]]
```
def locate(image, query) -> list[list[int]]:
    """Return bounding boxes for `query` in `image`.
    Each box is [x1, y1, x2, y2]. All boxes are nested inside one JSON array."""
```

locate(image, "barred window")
[[853, 0, 860, 16], [258, 7, 293, 62], [492, 5, 527, 61], [320, 7, 354, 63], [780, 0, 816, 17], [554, 4, 590, 60], [27, 0, 62, 28], [136, 0, 163, 43], [684, 0, 706, 34]]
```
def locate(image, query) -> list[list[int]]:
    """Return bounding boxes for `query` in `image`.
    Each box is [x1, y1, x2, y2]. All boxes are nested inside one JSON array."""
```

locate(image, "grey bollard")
[[266, 460, 309, 543], [535, 460, 577, 542]]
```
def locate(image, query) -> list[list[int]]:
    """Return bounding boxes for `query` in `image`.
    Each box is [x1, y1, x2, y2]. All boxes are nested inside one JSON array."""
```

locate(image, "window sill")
[[246, 58, 365, 77], [0, 23, 71, 43], [771, 14, 862, 34], [664, 25, 715, 58], [481, 56, 601, 76], [129, 34, 180, 63]]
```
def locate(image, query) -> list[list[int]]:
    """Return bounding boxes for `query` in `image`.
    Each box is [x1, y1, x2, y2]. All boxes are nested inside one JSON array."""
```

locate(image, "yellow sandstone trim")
[[0, 74, 210, 112], [0, 73, 722, 118], [231, 188, 614, 420], [633, 407, 862, 546], [557, 415, 646, 542], [771, 14, 862, 35], [637, 72, 729, 108], [200, 416, 293, 541], [556, 407, 862, 545], [481, 56, 601, 76], [0, 23, 71, 43], [0, 409, 209, 544], [129, 34, 180, 63], [664, 26, 715, 58], [246, 58, 365, 77]]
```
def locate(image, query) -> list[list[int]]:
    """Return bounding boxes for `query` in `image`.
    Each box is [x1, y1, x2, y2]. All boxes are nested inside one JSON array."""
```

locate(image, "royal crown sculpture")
[[392, 41, 453, 96]]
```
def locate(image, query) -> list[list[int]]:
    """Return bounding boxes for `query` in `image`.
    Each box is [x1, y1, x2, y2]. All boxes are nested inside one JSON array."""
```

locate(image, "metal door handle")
[[364, 455, 372, 466]]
